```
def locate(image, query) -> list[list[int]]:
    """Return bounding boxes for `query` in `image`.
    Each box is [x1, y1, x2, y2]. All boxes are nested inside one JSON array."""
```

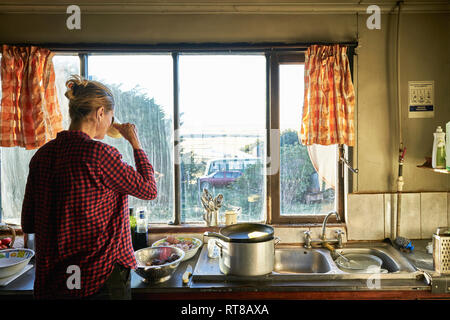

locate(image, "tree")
[[280, 129, 300, 146], [280, 143, 315, 211]]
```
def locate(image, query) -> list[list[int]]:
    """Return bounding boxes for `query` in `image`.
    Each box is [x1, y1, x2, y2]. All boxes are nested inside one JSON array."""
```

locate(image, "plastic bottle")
[[432, 126, 446, 169], [394, 236, 414, 252], [446, 121, 450, 171], [135, 209, 148, 250]]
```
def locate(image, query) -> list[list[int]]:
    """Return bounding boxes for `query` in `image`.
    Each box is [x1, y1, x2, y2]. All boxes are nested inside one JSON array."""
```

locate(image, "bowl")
[[0, 248, 34, 278], [134, 246, 185, 283], [152, 237, 202, 261], [335, 253, 383, 274]]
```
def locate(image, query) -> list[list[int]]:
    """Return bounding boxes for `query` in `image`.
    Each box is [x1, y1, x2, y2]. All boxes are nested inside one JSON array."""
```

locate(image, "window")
[[0, 46, 350, 226], [1, 54, 80, 224], [179, 55, 267, 223], [88, 54, 174, 223], [279, 64, 337, 216], [269, 52, 342, 224]]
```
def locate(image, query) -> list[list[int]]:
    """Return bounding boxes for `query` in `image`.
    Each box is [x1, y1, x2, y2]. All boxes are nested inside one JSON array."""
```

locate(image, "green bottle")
[[129, 207, 137, 249], [432, 126, 446, 169], [436, 136, 446, 168]]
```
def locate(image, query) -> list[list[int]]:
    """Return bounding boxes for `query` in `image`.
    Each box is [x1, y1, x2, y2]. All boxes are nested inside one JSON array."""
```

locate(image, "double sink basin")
[[273, 243, 419, 280]]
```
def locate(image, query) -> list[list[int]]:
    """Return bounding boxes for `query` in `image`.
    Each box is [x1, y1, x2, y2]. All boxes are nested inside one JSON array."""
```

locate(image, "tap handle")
[[335, 230, 345, 239], [303, 230, 312, 248], [335, 230, 345, 248]]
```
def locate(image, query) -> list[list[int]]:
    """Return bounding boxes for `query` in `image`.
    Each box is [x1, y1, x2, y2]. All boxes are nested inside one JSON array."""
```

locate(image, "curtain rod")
[[1, 42, 359, 53]]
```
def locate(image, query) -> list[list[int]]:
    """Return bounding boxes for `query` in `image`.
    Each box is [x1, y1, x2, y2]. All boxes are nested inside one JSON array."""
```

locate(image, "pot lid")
[[218, 223, 274, 243]]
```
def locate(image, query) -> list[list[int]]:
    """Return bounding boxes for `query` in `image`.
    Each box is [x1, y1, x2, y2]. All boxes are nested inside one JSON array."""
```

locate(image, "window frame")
[[270, 50, 357, 225], [267, 51, 345, 225], [1, 43, 357, 227]]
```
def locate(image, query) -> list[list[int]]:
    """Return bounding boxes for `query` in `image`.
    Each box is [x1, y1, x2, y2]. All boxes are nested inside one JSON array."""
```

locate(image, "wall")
[[347, 192, 449, 240], [355, 11, 449, 193], [0, 1, 449, 239], [1, 1, 447, 192]]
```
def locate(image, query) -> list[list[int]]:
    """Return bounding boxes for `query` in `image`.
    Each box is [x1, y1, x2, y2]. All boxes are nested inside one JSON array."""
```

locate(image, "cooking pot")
[[205, 223, 279, 276]]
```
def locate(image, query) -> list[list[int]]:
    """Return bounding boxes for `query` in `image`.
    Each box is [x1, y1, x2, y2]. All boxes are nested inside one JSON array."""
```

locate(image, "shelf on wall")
[[417, 157, 449, 174], [417, 163, 449, 174]]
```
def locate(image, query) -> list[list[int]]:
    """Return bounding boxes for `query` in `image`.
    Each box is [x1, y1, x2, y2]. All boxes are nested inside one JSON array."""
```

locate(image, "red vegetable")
[[166, 236, 180, 244], [1, 238, 12, 246]]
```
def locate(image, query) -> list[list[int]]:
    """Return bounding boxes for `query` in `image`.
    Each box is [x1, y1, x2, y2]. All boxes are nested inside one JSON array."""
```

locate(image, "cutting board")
[[0, 264, 33, 287]]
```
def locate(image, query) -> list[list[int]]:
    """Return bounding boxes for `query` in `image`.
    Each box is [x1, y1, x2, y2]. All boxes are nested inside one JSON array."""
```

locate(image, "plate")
[[152, 237, 202, 261], [0, 248, 34, 279], [0, 264, 33, 287]]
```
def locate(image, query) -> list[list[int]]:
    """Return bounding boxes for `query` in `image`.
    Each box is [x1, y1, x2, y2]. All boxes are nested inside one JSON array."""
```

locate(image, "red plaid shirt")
[[21, 130, 157, 299]]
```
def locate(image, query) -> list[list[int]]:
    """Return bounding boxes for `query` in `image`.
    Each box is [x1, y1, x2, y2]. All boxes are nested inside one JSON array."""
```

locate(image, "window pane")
[[88, 55, 174, 223], [1, 54, 80, 224], [279, 64, 337, 215], [179, 54, 266, 223]]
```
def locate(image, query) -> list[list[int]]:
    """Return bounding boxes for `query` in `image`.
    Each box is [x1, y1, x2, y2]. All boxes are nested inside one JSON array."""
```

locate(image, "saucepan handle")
[[274, 236, 281, 246], [204, 231, 229, 242], [215, 240, 223, 249], [214, 240, 225, 258]]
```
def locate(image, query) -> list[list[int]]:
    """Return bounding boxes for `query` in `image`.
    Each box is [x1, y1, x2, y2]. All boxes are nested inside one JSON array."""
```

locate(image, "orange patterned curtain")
[[300, 44, 355, 146], [0, 45, 63, 149]]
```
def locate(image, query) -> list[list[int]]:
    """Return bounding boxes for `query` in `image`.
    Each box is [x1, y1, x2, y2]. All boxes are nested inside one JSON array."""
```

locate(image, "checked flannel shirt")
[[21, 130, 157, 299]]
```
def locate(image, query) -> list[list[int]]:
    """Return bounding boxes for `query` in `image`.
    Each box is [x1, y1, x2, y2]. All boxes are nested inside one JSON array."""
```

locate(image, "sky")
[[280, 64, 304, 131], [84, 54, 304, 134]]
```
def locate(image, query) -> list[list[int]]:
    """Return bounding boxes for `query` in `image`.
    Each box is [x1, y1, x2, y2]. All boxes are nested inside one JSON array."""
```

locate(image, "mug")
[[224, 211, 237, 225]]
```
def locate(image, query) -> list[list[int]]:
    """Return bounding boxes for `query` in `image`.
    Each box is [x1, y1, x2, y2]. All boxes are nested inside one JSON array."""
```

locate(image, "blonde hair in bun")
[[65, 75, 114, 125]]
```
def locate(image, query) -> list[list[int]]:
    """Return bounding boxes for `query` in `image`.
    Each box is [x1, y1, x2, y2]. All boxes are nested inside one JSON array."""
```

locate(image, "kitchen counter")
[[1, 240, 449, 300]]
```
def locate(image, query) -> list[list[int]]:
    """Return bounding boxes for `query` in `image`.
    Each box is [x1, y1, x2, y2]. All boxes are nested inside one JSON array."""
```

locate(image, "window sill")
[[147, 222, 347, 234], [9, 223, 347, 236], [271, 223, 346, 228], [148, 223, 222, 234]]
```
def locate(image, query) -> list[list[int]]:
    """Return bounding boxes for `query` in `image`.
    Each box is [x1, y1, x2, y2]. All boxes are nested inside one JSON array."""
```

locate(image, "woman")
[[21, 75, 157, 299]]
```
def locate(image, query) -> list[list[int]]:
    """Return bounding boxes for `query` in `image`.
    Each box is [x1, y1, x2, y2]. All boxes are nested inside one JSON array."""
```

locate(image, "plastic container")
[[446, 122, 450, 171], [394, 236, 415, 251], [432, 126, 446, 169]]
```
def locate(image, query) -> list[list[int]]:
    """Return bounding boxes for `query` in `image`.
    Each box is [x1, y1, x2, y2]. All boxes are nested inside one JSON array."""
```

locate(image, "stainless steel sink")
[[270, 243, 420, 280], [274, 248, 332, 274]]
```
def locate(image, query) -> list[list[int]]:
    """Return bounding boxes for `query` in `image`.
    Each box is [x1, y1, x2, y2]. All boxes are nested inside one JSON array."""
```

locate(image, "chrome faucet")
[[321, 211, 340, 240], [303, 211, 345, 249]]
